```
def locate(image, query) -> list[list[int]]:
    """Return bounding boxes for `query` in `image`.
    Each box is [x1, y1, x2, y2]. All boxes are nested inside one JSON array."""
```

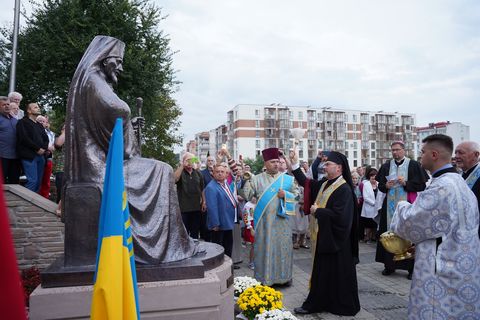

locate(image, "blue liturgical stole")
[[254, 173, 296, 229]]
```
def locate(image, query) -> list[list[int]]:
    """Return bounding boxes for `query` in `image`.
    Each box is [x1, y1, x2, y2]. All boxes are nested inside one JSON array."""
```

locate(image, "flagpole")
[[9, 0, 21, 93]]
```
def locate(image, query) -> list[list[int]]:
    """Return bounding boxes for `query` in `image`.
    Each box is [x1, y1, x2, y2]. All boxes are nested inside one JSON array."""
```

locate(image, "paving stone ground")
[[233, 240, 411, 319]]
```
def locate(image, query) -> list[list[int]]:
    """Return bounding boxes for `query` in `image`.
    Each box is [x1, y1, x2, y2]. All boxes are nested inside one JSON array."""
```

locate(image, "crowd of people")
[[0, 92, 65, 213], [178, 135, 479, 318], [2, 90, 479, 318]]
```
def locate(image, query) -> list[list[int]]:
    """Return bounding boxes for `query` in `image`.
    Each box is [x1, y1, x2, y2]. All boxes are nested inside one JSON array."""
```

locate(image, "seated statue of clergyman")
[[64, 35, 198, 264]]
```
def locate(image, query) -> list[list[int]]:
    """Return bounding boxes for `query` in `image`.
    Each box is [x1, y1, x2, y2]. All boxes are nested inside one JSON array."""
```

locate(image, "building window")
[[289, 111, 293, 119], [344, 114, 349, 122], [299, 150, 304, 158], [256, 130, 260, 138], [354, 160, 358, 167], [298, 111, 303, 120], [353, 142, 358, 149], [345, 151, 349, 158], [255, 140, 260, 148], [235, 111, 238, 120], [345, 141, 348, 149], [371, 151, 376, 158], [318, 141, 323, 149], [255, 109, 260, 118], [255, 120, 260, 128], [371, 142, 376, 149], [354, 151, 358, 158], [371, 160, 376, 167], [353, 114, 357, 122]]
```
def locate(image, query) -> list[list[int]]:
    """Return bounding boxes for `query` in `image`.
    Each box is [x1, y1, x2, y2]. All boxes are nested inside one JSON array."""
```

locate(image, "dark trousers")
[[200, 210, 211, 242], [1, 158, 21, 184], [211, 229, 233, 257], [181, 211, 201, 239], [55, 172, 64, 203]]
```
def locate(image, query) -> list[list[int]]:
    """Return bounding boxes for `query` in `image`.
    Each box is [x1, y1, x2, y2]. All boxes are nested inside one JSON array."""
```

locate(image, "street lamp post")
[[9, 0, 21, 93]]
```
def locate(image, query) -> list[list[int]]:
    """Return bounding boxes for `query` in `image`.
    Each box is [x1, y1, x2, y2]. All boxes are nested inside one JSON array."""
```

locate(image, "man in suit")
[[205, 163, 237, 257]]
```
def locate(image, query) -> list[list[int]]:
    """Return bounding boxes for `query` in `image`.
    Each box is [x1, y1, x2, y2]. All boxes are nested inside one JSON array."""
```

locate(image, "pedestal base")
[[41, 242, 224, 288], [30, 253, 234, 320]]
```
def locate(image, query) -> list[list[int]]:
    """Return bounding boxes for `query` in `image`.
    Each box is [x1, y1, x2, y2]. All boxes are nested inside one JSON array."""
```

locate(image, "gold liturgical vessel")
[[379, 231, 414, 261]]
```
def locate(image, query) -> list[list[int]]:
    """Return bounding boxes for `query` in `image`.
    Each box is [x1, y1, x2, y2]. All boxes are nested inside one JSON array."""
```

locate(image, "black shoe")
[[233, 265, 241, 270], [407, 272, 412, 280], [382, 268, 395, 276], [294, 307, 313, 314]]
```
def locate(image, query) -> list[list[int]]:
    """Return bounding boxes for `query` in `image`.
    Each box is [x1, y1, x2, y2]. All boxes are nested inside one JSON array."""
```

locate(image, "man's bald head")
[[455, 141, 480, 171], [206, 156, 216, 168], [36, 115, 48, 128]]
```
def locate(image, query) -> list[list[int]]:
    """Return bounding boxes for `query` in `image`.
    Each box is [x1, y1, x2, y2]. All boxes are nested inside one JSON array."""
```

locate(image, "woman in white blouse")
[[360, 168, 379, 242]]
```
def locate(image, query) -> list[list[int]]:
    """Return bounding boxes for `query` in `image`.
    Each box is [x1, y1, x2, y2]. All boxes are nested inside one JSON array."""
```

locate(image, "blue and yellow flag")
[[91, 118, 140, 320]]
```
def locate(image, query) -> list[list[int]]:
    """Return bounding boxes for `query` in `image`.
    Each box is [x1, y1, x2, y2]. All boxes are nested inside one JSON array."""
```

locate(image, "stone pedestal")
[[30, 254, 234, 320], [41, 242, 222, 288]]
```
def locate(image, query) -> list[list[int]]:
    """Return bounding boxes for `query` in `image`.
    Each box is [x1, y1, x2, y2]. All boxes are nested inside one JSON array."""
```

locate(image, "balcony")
[[264, 119, 276, 128], [265, 139, 277, 149], [264, 113, 276, 120], [265, 129, 276, 138]]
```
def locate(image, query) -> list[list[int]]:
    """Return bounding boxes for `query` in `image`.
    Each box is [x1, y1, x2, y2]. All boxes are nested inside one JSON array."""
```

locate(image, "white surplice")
[[391, 172, 480, 320]]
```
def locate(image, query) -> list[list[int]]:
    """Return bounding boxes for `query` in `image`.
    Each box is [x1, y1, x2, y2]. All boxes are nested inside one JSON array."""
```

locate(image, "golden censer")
[[379, 231, 414, 261]]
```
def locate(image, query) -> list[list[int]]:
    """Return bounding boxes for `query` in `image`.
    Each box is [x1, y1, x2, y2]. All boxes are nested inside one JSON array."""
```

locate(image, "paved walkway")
[[233, 241, 411, 319]]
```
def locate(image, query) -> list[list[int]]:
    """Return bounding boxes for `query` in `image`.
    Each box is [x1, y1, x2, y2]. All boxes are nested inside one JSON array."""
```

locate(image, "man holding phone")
[[175, 152, 206, 239]]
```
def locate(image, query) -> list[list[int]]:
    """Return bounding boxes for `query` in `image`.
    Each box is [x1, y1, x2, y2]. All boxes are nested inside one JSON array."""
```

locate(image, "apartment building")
[[194, 131, 210, 164], [225, 104, 418, 169], [416, 121, 470, 149], [186, 140, 196, 155]]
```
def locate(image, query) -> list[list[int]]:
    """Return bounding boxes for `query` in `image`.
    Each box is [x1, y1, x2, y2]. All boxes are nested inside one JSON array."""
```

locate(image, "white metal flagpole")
[[9, 0, 21, 93]]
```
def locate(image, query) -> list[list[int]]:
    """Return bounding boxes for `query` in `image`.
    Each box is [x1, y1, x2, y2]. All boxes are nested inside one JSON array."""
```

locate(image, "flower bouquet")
[[234, 276, 261, 298], [255, 309, 298, 320], [237, 285, 283, 320]]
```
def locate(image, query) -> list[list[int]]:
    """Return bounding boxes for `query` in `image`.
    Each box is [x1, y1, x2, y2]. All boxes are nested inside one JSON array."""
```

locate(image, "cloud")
[[2, 0, 479, 147], [158, 0, 480, 148]]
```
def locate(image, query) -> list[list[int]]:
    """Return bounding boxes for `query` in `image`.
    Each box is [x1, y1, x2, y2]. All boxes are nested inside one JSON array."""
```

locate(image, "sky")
[[1, 0, 480, 149]]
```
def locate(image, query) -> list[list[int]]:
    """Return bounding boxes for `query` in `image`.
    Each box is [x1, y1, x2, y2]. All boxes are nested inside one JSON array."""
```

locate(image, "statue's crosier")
[[64, 35, 197, 265]]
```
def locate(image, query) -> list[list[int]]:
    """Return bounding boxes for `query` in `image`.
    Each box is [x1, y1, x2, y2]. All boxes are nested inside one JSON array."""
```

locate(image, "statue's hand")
[[131, 117, 145, 129]]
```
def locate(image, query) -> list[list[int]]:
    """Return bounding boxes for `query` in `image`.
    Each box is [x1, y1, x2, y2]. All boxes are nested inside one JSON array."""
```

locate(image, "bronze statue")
[[63, 35, 197, 265]]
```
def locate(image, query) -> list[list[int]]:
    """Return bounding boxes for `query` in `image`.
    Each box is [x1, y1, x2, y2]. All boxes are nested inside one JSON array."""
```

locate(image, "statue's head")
[[72, 36, 126, 87], [102, 56, 123, 85]]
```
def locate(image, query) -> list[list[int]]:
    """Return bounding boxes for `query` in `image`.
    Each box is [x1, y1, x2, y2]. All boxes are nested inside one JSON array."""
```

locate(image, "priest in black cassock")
[[288, 150, 360, 316], [375, 141, 428, 279]]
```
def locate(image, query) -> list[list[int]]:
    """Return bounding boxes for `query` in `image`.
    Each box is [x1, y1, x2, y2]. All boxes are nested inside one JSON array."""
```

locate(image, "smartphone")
[[189, 156, 199, 164]]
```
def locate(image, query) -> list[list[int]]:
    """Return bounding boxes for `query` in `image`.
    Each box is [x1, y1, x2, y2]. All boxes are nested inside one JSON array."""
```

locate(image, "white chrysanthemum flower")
[[255, 309, 298, 320], [233, 276, 261, 297]]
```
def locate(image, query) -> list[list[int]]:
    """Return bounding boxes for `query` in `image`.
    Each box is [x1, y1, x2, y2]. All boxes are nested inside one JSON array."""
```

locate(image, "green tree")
[[243, 155, 264, 175], [0, 0, 182, 165]]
